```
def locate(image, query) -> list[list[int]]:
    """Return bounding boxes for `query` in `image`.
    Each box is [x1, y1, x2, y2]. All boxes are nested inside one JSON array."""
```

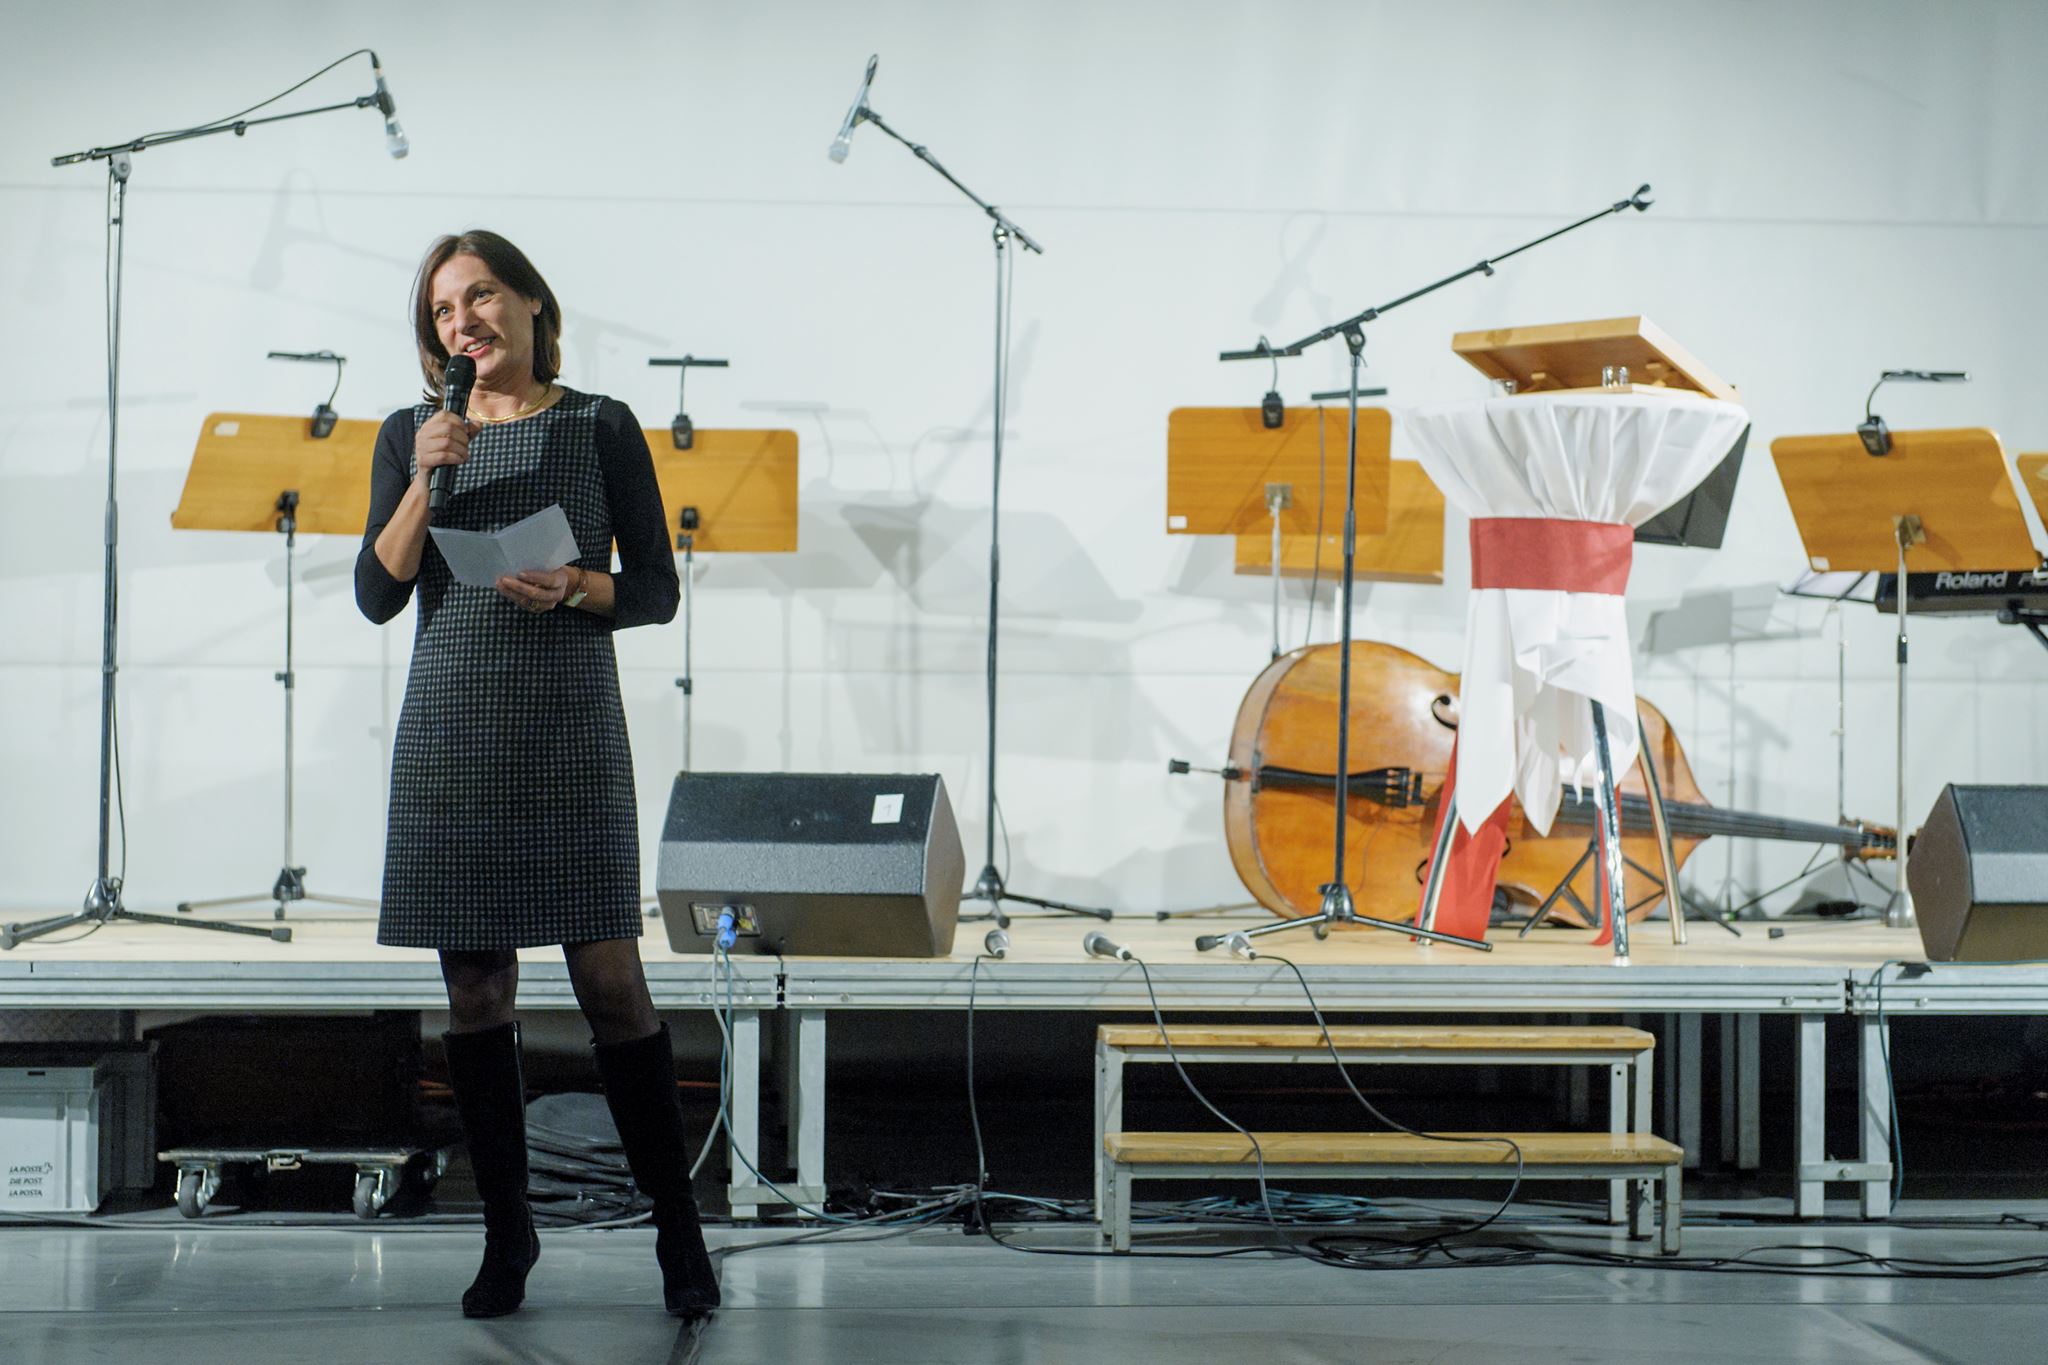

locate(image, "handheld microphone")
[[1224, 932, 1259, 961], [371, 53, 408, 159], [1082, 931, 1133, 963], [428, 353, 476, 514], [983, 928, 1009, 959], [828, 55, 879, 163]]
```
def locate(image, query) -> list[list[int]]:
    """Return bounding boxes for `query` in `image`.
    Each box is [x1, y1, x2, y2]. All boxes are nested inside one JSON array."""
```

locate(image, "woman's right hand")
[[414, 410, 481, 480]]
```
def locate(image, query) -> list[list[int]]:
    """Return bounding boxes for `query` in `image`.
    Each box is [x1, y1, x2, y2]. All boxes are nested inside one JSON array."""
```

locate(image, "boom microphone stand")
[[831, 58, 1108, 925], [2, 52, 403, 951], [1197, 185, 1655, 956]]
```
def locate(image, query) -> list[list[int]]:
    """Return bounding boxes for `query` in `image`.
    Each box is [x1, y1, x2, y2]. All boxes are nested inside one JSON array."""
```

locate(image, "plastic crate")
[[1, 1063, 113, 1213]]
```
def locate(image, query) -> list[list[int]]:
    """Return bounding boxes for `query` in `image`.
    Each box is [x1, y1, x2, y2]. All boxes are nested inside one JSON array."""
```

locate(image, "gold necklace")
[[470, 384, 557, 425]]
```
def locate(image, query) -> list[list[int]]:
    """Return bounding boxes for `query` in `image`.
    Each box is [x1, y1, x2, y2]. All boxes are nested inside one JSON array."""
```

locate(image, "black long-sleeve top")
[[353, 394, 679, 629]]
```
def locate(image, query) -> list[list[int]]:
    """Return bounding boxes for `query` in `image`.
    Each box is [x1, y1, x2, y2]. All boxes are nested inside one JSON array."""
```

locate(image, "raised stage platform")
[[2, 909, 2038, 1221]]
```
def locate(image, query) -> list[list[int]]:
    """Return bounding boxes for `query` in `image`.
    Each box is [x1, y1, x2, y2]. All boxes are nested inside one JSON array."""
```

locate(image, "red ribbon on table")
[[1469, 517, 1634, 595]]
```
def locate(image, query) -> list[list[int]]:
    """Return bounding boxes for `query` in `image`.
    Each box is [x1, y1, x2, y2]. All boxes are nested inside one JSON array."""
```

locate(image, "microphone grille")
[[442, 352, 477, 407]]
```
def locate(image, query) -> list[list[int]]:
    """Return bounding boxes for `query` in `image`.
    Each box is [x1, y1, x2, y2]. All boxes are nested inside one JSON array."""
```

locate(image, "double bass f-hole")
[[1429, 693, 1458, 730]]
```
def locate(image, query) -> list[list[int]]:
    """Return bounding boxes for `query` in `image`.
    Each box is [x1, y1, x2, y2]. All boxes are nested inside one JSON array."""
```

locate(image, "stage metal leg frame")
[[782, 1009, 827, 1215], [1859, 1015, 1893, 1219], [772, 958, 1849, 1220]]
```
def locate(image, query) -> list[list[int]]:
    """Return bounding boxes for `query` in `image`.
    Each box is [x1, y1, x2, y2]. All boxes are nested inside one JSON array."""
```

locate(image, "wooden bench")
[[1102, 1130, 1685, 1254], [1096, 1024, 1659, 1234]]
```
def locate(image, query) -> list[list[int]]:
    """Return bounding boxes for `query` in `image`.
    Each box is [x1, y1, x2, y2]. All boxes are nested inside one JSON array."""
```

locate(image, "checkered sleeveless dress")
[[376, 389, 644, 950]]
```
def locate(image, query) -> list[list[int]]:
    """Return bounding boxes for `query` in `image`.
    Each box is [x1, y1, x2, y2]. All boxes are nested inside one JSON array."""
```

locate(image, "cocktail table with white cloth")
[[1405, 389, 1750, 959]]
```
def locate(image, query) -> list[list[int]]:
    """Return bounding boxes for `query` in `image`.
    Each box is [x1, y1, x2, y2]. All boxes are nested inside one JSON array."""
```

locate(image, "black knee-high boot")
[[593, 1024, 721, 1315], [443, 1022, 541, 1318]]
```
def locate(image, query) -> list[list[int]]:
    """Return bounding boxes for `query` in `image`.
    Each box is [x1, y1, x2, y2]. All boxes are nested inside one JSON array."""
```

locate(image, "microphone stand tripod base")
[[3, 880, 293, 951], [176, 865, 375, 922], [1195, 886, 1493, 954], [961, 864, 1113, 929]]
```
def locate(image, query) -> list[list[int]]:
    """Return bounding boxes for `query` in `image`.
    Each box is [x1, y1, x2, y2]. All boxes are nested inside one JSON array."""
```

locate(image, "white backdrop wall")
[[3, 0, 2046, 918]]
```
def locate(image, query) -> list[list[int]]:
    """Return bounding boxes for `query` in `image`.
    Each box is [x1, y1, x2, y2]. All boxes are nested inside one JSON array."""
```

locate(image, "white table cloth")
[[1406, 391, 1750, 838]]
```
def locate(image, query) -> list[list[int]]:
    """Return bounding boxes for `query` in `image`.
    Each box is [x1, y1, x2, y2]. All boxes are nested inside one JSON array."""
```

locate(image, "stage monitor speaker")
[[656, 772, 964, 957], [1907, 784, 2048, 962]]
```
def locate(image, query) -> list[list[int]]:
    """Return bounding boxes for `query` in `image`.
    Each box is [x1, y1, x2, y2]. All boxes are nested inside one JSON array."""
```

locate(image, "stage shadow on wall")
[[251, 171, 417, 297]]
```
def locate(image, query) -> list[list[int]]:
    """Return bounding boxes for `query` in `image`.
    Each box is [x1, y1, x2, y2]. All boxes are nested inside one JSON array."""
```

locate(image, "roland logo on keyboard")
[[1933, 571, 2010, 590]]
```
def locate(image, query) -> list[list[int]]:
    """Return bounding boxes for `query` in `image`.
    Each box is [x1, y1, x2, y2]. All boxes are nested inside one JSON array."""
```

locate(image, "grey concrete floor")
[[2, 1205, 2042, 1364]]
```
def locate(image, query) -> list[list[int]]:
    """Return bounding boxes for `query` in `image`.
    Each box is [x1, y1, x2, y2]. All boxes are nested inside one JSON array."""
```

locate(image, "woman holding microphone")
[[355, 229, 716, 1320]]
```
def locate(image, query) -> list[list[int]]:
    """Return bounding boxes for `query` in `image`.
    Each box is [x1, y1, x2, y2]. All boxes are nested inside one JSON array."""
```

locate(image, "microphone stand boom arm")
[[52, 95, 393, 166], [1221, 185, 1653, 361], [855, 108, 1044, 254]]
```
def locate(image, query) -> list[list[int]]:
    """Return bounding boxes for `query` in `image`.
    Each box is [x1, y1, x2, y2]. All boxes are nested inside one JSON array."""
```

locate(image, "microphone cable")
[[699, 939, 975, 1237], [1257, 950, 1526, 1256], [131, 50, 381, 144], [965, 939, 1326, 1264]]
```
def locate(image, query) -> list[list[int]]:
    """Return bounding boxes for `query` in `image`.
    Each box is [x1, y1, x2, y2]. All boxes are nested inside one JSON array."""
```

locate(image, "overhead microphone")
[[983, 928, 1009, 960], [370, 53, 408, 159], [827, 54, 879, 163], [429, 353, 475, 514], [1082, 931, 1133, 962]]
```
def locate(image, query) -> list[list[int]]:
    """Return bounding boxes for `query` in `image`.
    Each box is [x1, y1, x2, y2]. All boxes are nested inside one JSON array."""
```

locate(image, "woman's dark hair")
[[411, 230, 563, 399]]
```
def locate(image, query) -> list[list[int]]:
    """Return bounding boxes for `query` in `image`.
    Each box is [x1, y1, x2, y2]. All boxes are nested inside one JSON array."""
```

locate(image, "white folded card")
[[428, 504, 581, 589]]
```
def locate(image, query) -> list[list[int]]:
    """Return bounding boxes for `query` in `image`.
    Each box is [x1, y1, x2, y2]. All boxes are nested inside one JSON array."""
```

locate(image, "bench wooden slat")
[[1097, 1025, 1653, 1052], [1105, 1130, 1684, 1166]]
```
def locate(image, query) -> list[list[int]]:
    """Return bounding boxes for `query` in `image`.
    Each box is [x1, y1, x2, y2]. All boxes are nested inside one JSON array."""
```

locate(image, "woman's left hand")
[[497, 567, 571, 614]]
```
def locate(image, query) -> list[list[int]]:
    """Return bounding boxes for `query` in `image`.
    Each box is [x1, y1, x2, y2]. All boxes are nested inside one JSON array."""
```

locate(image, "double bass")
[[1213, 641, 1893, 928]]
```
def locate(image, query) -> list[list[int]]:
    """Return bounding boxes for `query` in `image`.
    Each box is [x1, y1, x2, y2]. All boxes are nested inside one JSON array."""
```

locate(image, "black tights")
[[440, 938, 660, 1044]]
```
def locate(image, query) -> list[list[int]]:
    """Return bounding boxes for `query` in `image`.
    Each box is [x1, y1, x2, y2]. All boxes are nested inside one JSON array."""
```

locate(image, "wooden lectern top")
[[1451, 316, 1737, 402], [170, 413, 378, 535], [642, 427, 798, 553], [1233, 460, 1444, 584], [1167, 406, 1389, 538], [1770, 428, 2039, 573]]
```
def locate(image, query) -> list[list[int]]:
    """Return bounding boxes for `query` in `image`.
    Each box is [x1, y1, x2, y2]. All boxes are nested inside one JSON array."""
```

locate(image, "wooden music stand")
[[171, 412, 376, 534], [1233, 459, 1443, 585], [642, 426, 799, 774], [1770, 427, 2042, 927], [1169, 405, 1389, 658], [168, 412, 385, 928]]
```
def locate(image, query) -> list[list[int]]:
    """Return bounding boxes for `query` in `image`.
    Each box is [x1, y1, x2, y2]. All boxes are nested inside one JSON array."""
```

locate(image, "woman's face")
[[428, 253, 540, 390]]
